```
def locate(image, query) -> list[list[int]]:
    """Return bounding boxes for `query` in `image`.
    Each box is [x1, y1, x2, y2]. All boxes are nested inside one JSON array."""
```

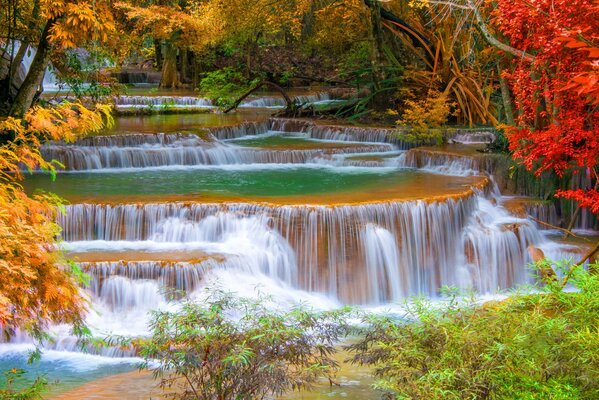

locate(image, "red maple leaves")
[[493, 0, 599, 212]]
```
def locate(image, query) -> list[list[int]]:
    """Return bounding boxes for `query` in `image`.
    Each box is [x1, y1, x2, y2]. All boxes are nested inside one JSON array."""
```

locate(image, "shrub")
[[199, 68, 257, 108], [0, 368, 47, 400], [397, 91, 454, 145], [348, 266, 599, 399], [140, 291, 350, 399]]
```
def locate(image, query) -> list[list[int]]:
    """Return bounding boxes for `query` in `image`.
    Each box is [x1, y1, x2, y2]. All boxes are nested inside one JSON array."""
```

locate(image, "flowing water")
[[2, 100, 585, 398], [113, 91, 341, 111]]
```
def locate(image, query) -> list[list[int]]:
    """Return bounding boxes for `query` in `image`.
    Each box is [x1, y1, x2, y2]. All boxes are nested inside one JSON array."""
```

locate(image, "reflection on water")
[[104, 110, 273, 134]]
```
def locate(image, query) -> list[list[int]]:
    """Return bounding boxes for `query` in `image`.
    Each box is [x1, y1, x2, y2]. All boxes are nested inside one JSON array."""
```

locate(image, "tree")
[[0, 0, 116, 117], [116, 1, 214, 88], [0, 101, 112, 335], [491, 0, 599, 217], [139, 291, 349, 400]]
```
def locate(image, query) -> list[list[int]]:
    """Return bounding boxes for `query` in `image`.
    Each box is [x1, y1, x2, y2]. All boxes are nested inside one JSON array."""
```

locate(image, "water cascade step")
[[41, 132, 396, 170], [59, 194, 541, 304], [113, 93, 338, 111]]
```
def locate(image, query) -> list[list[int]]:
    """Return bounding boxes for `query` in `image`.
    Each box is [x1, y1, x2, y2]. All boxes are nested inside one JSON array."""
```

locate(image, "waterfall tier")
[[60, 194, 540, 304], [113, 93, 336, 111], [42, 135, 395, 171]]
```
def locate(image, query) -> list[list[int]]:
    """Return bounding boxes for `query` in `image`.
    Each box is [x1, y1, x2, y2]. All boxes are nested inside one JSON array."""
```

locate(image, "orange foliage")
[[0, 102, 112, 334], [43, 0, 116, 48]]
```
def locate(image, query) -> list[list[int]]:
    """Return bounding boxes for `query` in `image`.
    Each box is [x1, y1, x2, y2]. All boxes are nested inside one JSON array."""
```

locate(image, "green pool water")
[[227, 135, 320, 148], [24, 166, 481, 204]]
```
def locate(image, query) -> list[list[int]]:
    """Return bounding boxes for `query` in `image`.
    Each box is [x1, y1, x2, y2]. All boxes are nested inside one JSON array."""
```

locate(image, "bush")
[[347, 266, 599, 399], [139, 291, 350, 400], [396, 91, 454, 145], [199, 68, 257, 108], [0, 368, 47, 400]]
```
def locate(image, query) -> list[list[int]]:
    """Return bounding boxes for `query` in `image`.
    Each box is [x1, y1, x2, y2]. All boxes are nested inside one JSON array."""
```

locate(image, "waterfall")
[[58, 193, 549, 304], [209, 121, 271, 140], [7, 40, 59, 91], [448, 131, 497, 144], [239, 93, 333, 108], [363, 224, 404, 303], [41, 133, 396, 170], [83, 260, 212, 298], [114, 95, 213, 109], [112, 93, 335, 111], [396, 148, 494, 176]]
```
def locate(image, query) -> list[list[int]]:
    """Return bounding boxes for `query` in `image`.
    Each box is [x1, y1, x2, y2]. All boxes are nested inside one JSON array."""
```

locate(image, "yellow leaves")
[[312, 0, 369, 50], [45, 0, 116, 48], [115, 1, 215, 52], [397, 91, 455, 143]]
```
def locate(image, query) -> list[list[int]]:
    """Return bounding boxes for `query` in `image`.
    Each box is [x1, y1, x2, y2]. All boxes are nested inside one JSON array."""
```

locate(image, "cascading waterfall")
[[114, 95, 213, 109], [363, 224, 404, 302], [83, 260, 213, 299], [238, 93, 333, 108], [41, 130, 396, 170], [448, 131, 497, 144], [396, 148, 494, 176], [112, 93, 337, 110], [209, 121, 271, 140], [59, 193, 548, 304]]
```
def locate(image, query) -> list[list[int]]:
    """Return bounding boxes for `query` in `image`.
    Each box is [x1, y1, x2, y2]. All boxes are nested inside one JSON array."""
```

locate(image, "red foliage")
[[556, 189, 599, 214], [493, 0, 599, 211]]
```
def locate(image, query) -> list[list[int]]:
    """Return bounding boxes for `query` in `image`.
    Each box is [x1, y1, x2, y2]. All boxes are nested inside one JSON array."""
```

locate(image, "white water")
[[41, 131, 396, 171], [57, 194, 570, 305], [114, 95, 214, 109], [7, 40, 60, 91], [113, 92, 338, 110]]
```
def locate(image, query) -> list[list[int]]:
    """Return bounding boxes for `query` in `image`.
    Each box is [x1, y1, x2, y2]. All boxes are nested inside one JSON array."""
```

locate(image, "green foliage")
[[199, 68, 258, 109], [338, 65, 405, 121], [0, 369, 47, 400], [338, 41, 372, 80], [347, 266, 599, 399], [54, 49, 116, 101], [139, 290, 351, 400]]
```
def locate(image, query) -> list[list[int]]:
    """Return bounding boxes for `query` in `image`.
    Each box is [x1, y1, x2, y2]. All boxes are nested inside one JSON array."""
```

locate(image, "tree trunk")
[[160, 42, 180, 89], [467, 0, 534, 61], [192, 55, 199, 89], [367, 1, 387, 109], [497, 64, 515, 124], [154, 40, 163, 70], [10, 18, 56, 118], [9, 42, 29, 85], [181, 49, 190, 83]]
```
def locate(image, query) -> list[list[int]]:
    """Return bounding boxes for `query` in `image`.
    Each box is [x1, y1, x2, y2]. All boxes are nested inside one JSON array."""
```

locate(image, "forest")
[[0, 0, 598, 399]]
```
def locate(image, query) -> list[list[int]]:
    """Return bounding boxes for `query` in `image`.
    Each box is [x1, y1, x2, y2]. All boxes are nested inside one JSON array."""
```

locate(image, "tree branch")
[[223, 81, 294, 113], [561, 240, 599, 288], [467, 0, 534, 61]]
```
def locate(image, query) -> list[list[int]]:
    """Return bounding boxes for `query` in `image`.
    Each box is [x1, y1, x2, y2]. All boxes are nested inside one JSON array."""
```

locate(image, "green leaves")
[[140, 291, 351, 399], [0, 368, 48, 400], [348, 266, 599, 399]]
